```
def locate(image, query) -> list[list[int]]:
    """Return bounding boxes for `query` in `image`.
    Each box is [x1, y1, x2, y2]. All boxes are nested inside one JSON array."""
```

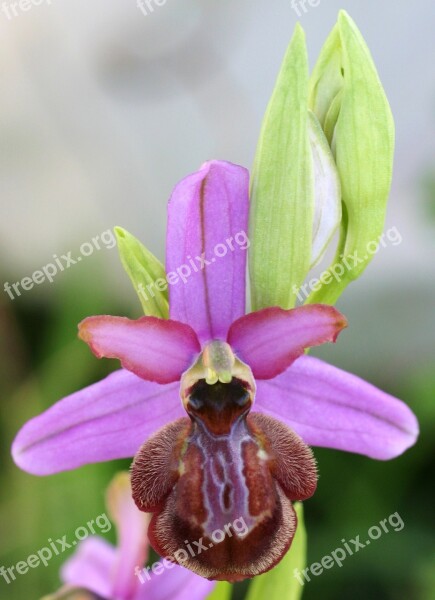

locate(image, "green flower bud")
[[307, 10, 395, 304]]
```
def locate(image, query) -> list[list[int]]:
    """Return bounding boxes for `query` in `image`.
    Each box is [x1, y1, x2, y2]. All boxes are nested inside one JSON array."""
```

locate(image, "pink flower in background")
[[43, 473, 214, 600]]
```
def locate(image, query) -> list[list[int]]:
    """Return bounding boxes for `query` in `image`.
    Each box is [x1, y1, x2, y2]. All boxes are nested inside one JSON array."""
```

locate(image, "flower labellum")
[[131, 341, 317, 581]]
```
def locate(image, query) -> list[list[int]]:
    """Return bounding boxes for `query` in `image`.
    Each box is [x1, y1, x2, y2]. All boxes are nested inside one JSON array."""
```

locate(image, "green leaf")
[[114, 227, 169, 318], [250, 24, 313, 310], [246, 502, 307, 600], [206, 581, 233, 600], [307, 10, 395, 305]]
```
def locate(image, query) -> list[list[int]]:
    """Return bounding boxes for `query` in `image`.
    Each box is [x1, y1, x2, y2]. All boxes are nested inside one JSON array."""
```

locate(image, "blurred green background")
[[1, 1, 434, 598]]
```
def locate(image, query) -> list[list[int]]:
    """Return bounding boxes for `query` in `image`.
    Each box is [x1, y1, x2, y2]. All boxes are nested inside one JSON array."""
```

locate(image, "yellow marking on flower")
[[180, 340, 256, 409]]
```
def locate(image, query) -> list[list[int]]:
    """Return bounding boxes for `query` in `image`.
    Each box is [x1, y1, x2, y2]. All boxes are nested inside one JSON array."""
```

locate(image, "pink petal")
[[255, 355, 419, 460], [134, 563, 216, 600], [79, 316, 200, 383], [61, 537, 116, 598], [12, 370, 183, 475], [227, 305, 347, 379], [106, 473, 151, 600], [166, 160, 249, 343]]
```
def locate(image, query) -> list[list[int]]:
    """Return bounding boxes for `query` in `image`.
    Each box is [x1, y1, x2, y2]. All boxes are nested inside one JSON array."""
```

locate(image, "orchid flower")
[[13, 161, 418, 582], [43, 473, 215, 600]]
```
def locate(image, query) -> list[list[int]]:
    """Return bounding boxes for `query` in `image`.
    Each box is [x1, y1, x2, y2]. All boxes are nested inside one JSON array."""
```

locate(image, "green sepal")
[[307, 10, 395, 305], [249, 24, 313, 310], [246, 502, 307, 600], [114, 227, 169, 318]]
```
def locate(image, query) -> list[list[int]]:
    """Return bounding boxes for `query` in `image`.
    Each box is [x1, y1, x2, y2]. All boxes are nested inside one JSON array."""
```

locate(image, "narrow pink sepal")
[[255, 355, 419, 460], [12, 370, 182, 475]]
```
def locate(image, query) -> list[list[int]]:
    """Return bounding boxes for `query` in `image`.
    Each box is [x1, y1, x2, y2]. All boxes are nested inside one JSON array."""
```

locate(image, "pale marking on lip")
[[193, 417, 261, 539], [257, 449, 269, 461]]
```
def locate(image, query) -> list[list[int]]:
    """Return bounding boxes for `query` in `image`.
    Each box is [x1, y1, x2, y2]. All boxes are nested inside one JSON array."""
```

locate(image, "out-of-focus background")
[[0, 1, 434, 598]]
